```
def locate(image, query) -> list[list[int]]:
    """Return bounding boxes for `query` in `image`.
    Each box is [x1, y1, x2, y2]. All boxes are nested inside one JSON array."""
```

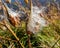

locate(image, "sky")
[[11, 0, 60, 2], [11, 0, 60, 6]]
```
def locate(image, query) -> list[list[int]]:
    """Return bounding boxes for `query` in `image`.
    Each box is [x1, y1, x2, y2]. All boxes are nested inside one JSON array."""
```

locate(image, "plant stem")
[[51, 38, 60, 48], [28, 32, 32, 48], [3, 20, 25, 48], [26, 0, 32, 48], [25, 19, 32, 48]]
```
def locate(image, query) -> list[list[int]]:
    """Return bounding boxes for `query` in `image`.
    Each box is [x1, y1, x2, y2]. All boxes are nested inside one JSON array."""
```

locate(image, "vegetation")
[[0, 0, 60, 48]]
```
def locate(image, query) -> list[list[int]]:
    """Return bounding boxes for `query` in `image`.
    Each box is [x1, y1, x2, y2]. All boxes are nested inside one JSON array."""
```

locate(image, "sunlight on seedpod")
[[27, 6, 47, 34], [2, 0, 21, 27], [8, 10, 21, 27]]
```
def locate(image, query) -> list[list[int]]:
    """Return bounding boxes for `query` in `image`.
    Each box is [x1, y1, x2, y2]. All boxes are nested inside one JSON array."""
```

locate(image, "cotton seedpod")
[[3, 1, 21, 27], [24, 0, 29, 4], [8, 14, 20, 27], [7, 9, 20, 27], [27, 6, 47, 34]]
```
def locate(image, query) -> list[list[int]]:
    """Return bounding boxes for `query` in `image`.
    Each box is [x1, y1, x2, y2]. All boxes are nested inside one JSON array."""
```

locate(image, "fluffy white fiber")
[[8, 8, 18, 17], [27, 6, 47, 33]]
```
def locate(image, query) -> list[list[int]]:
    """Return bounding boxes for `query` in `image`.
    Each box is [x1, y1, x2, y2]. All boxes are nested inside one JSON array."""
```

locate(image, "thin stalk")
[[51, 38, 60, 48], [28, 32, 32, 48], [1, 1, 25, 48], [2, 20, 25, 48], [25, 0, 32, 48], [28, 0, 32, 48]]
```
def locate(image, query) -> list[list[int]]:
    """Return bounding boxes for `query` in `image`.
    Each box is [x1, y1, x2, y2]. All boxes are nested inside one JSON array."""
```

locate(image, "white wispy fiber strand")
[[27, 6, 47, 33]]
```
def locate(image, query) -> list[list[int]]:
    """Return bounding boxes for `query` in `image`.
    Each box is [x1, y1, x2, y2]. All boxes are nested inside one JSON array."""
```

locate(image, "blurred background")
[[0, 0, 60, 48]]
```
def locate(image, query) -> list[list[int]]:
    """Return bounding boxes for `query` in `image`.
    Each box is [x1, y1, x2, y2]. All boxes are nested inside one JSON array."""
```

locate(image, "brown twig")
[[26, 20, 32, 48], [28, 33, 32, 48], [1, 1, 25, 47], [25, 6, 32, 48], [0, 21, 25, 48], [26, 0, 32, 48], [2, 20, 25, 48]]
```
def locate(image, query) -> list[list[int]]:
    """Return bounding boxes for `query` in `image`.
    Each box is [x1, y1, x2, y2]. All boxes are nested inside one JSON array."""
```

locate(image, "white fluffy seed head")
[[8, 9, 18, 17], [27, 6, 47, 34]]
